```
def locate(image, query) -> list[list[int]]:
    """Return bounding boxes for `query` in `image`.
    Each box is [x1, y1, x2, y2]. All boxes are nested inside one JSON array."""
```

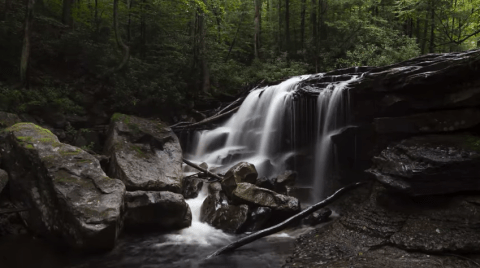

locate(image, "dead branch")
[[183, 158, 223, 182], [0, 207, 29, 215], [206, 182, 367, 259], [173, 107, 239, 130]]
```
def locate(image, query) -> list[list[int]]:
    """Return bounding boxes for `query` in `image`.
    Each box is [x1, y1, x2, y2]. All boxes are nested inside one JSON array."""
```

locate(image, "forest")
[[0, 0, 479, 120]]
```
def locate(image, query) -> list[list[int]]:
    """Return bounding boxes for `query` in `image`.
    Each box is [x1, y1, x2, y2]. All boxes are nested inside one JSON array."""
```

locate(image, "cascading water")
[[312, 76, 359, 201], [188, 75, 311, 178]]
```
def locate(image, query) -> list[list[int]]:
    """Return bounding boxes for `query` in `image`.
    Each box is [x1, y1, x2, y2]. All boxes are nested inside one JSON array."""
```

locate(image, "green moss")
[[25, 144, 34, 149], [76, 159, 93, 164], [465, 136, 480, 151], [112, 113, 131, 124], [131, 144, 148, 158]]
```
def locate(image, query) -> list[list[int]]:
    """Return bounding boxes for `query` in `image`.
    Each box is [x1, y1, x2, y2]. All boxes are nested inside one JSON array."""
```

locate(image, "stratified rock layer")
[[1, 123, 125, 251]]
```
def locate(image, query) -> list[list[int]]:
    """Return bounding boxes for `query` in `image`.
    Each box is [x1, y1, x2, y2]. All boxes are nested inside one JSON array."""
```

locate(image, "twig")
[[173, 107, 239, 130], [183, 159, 223, 182], [0, 207, 29, 215], [205, 182, 367, 259]]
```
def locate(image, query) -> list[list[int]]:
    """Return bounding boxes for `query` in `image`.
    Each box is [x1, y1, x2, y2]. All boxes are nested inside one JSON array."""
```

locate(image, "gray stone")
[[183, 176, 203, 199], [368, 134, 480, 195], [0, 123, 125, 251], [104, 113, 183, 193], [232, 182, 300, 214], [245, 207, 272, 232], [124, 191, 191, 231], [221, 162, 258, 199], [275, 170, 297, 195]]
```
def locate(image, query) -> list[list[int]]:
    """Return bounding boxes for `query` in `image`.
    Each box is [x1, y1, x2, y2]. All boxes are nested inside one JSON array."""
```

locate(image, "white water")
[[313, 76, 359, 201], [164, 184, 232, 246], [189, 75, 311, 178]]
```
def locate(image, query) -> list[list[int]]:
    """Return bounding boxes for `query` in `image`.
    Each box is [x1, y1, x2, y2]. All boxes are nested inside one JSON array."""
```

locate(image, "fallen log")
[[182, 158, 223, 182], [173, 107, 239, 130], [214, 97, 245, 116], [0, 207, 29, 215], [205, 181, 367, 259]]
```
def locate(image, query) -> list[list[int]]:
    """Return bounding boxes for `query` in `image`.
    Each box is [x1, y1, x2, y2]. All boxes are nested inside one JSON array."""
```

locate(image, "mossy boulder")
[[104, 114, 183, 193], [124, 191, 191, 232], [0, 123, 125, 252]]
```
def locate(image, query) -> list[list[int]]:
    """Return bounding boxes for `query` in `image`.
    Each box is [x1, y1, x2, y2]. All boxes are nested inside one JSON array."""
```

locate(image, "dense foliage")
[[0, 0, 479, 119]]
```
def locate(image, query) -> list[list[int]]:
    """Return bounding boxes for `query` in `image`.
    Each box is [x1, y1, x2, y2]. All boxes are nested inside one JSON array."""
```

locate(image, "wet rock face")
[[200, 183, 248, 233], [244, 207, 272, 232], [104, 113, 183, 193], [232, 183, 300, 214], [275, 170, 297, 195], [0, 169, 7, 194], [182, 177, 203, 199], [368, 134, 480, 195], [221, 162, 258, 198], [302, 208, 332, 226], [124, 191, 191, 232], [0, 123, 125, 251], [286, 183, 480, 267], [374, 108, 480, 134]]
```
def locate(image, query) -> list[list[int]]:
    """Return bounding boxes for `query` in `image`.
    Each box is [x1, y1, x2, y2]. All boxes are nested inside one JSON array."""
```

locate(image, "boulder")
[[221, 162, 258, 198], [200, 183, 248, 233], [232, 183, 300, 214], [368, 134, 480, 195], [0, 123, 125, 251], [124, 191, 191, 231], [275, 170, 297, 195], [255, 176, 275, 191], [374, 108, 480, 134], [244, 207, 272, 232], [0, 112, 22, 129], [183, 176, 203, 199], [104, 113, 183, 193], [0, 169, 7, 194], [302, 208, 332, 226]]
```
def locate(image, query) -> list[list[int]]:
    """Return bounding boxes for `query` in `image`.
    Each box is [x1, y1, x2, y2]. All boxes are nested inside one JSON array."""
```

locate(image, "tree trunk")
[[300, 0, 306, 50], [127, 0, 133, 42], [254, 0, 262, 59], [278, 0, 282, 50], [421, 11, 428, 54], [429, 0, 435, 53], [20, 0, 35, 87], [62, 0, 72, 26], [140, 0, 146, 58], [199, 1, 210, 93], [285, 0, 290, 56]]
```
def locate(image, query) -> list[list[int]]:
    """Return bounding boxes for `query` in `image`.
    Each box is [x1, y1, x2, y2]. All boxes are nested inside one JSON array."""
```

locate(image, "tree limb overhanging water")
[[205, 181, 368, 260]]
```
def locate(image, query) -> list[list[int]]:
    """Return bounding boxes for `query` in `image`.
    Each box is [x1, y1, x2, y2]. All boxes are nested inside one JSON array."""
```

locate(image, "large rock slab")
[[368, 134, 480, 195], [124, 191, 191, 231], [232, 183, 300, 214], [0, 123, 125, 251], [0, 169, 7, 194], [285, 183, 480, 267], [374, 108, 480, 134], [104, 113, 183, 193]]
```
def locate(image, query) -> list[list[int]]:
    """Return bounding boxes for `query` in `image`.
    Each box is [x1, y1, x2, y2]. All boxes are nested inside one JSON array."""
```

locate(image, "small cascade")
[[313, 76, 359, 201], [188, 75, 311, 178]]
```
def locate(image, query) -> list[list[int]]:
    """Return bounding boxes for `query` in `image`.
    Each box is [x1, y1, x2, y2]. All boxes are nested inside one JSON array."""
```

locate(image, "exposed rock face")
[[285, 183, 480, 267], [275, 170, 297, 195], [221, 162, 258, 198], [302, 208, 331, 226], [200, 182, 248, 233], [232, 183, 300, 214], [374, 108, 480, 134], [104, 113, 183, 193], [0, 169, 7, 194], [124, 191, 191, 231], [255, 176, 275, 191], [244, 207, 272, 232], [183, 177, 204, 199], [368, 134, 480, 195], [0, 123, 125, 251]]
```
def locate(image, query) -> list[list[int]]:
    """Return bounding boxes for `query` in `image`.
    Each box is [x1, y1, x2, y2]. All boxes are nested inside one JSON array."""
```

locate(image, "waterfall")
[[313, 76, 359, 201], [188, 75, 311, 178]]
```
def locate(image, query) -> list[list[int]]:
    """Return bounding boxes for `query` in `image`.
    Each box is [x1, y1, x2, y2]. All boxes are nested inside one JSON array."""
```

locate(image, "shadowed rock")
[[221, 162, 258, 199], [232, 183, 300, 214], [0, 123, 125, 252]]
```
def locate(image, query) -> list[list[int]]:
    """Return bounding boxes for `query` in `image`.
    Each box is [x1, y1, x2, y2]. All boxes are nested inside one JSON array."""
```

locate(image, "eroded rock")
[[0, 123, 125, 251], [368, 134, 480, 195], [104, 113, 183, 193], [221, 162, 258, 198], [124, 191, 191, 231], [232, 182, 300, 214]]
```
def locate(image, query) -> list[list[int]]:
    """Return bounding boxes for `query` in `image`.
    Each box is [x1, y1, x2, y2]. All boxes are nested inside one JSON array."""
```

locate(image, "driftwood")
[[0, 207, 29, 215], [206, 181, 367, 259], [173, 107, 239, 130], [182, 158, 223, 182], [214, 97, 245, 116]]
